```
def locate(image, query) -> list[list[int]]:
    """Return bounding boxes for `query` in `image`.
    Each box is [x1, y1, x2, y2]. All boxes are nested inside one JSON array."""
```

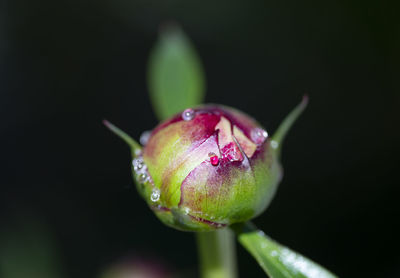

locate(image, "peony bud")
[[105, 99, 307, 231]]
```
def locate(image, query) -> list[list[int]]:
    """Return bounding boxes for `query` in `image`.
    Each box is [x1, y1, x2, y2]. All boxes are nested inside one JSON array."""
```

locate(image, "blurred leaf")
[[233, 223, 337, 278], [147, 24, 206, 121], [0, 215, 65, 278]]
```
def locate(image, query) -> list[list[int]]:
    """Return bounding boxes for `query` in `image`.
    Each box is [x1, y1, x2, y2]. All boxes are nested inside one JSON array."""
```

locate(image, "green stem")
[[196, 228, 237, 278]]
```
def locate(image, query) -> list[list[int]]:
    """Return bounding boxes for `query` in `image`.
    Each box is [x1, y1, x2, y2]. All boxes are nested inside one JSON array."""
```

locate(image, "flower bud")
[[105, 98, 307, 231]]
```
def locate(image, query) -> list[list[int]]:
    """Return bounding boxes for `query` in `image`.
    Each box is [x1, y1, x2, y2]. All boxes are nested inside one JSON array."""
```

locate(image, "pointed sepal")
[[271, 95, 308, 156], [103, 120, 141, 156]]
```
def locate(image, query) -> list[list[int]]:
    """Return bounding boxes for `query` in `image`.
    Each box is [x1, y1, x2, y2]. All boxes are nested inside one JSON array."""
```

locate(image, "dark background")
[[1, 0, 399, 277]]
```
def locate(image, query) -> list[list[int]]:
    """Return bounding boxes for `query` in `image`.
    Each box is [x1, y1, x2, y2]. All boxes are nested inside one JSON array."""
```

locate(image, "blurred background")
[[1, 0, 399, 277]]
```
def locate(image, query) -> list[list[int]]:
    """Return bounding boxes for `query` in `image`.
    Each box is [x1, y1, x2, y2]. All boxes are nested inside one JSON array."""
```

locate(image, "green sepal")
[[271, 96, 308, 158], [103, 120, 142, 156], [232, 222, 337, 278]]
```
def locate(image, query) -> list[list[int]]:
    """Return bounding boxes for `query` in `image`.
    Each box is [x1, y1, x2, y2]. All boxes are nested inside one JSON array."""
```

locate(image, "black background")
[[1, 0, 399, 277]]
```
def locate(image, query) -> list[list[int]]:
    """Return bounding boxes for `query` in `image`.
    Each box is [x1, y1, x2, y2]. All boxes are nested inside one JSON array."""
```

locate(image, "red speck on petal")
[[210, 155, 219, 166]]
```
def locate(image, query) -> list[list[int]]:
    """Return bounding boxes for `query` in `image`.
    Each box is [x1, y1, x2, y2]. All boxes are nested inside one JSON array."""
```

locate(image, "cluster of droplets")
[[132, 156, 148, 182], [132, 155, 160, 203]]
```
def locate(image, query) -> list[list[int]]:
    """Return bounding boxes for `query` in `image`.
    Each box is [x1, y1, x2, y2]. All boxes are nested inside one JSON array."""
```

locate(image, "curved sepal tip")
[[103, 120, 141, 155], [271, 95, 308, 155]]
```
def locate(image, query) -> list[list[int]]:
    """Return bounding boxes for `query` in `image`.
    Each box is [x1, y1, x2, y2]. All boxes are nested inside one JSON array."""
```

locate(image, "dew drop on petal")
[[150, 189, 160, 202], [251, 127, 268, 144], [139, 130, 152, 146], [132, 158, 144, 171], [138, 173, 148, 183], [182, 108, 195, 121]]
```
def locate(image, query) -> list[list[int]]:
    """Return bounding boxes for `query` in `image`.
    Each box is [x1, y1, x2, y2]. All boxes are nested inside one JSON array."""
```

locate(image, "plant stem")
[[196, 228, 237, 278]]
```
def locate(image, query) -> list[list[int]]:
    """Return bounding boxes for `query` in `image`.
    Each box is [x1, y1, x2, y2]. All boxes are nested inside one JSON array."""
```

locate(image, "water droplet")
[[150, 189, 160, 202], [138, 173, 148, 183], [140, 130, 152, 146], [210, 155, 219, 166], [132, 158, 144, 171], [182, 108, 195, 121], [270, 140, 279, 149], [183, 207, 190, 214], [257, 230, 266, 236], [261, 242, 267, 249], [270, 250, 278, 257], [251, 127, 268, 144]]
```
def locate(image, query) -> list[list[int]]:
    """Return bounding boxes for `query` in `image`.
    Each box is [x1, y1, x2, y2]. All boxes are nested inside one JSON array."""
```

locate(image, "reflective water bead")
[[132, 158, 144, 171], [139, 130, 152, 146], [138, 173, 148, 183], [182, 108, 195, 121], [150, 189, 160, 202], [270, 140, 279, 149], [251, 127, 268, 144]]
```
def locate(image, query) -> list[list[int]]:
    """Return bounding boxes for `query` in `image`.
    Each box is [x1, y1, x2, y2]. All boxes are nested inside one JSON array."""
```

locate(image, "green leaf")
[[232, 223, 337, 278], [147, 24, 206, 121]]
